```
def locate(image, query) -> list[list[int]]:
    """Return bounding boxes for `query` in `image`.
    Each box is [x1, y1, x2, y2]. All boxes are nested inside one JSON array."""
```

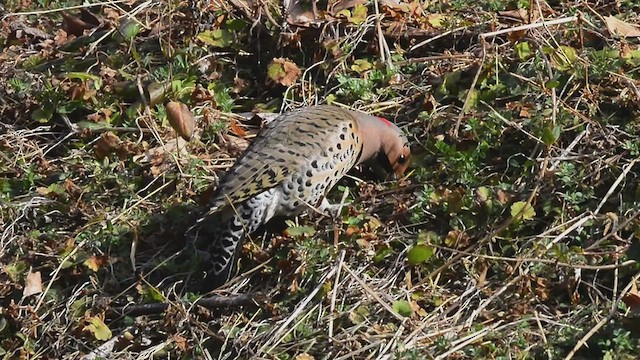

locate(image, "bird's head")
[[357, 113, 411, 179]]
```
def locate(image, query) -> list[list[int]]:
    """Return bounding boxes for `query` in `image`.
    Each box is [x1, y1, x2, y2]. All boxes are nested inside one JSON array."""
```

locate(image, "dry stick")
[[402, 295, 464, 348], [328, 251, 346, 340], [452, 42, 485, 138], [586, 209, 640, 251], [594, 159, 637, 216], [409, 24, 480, 52], [534, 310, 551, 359], [564, 271, 640, 360], [341, 263, 406, 321], [430, 244, 636, 270], [259, 262, 340, 354], [545, 213, 594, 250], [107, 294, 260, 317], [479, 16, 578, 40], [378, 322, 408, 359], [3, 0, 129, 18], [434, 321, 503, 360], [373, 0, 391, 67], [465, 272, 526, 327], [393, 54, 474, 67], [334, 340, 388, 360]]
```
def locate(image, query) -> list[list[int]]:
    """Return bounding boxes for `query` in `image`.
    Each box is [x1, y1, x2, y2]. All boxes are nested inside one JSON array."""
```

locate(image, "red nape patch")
[[378, 117, 392, 127]]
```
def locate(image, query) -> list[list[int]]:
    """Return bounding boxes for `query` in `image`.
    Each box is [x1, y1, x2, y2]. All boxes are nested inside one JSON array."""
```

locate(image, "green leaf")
[[65, 72, 102, 89], [542, 124, 561, 146], [407, 244, 434, 265], [119, 20, 141, 42], [267, 61, 285, 81], [550, 45, 578, 71], [285, 220, 316, 236], [350, 3, 368, 24], [392, 300, 412, 317], [545, 80, 560, 89], [510, 201, 536, 221], [31, 108, 53, 123], [515, 41, 532, 61], [197, 29, 234, 48], [351, 59, 373, 73], [85, 316, 112, 340]]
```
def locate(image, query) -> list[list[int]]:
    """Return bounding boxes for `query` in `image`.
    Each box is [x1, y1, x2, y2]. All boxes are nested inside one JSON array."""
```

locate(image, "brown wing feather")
[[207, 106, 359, 213]]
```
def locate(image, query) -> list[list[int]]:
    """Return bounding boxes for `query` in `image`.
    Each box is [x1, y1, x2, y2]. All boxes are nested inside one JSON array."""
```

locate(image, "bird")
[[194, 105, 410, 286]]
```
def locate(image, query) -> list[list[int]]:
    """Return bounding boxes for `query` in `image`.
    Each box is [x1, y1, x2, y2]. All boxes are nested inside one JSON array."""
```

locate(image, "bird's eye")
[[398, 154, 406, 164]]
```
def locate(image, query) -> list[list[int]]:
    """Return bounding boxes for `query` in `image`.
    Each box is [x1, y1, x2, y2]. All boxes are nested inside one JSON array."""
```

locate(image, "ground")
[[2, 0, 640, 358]]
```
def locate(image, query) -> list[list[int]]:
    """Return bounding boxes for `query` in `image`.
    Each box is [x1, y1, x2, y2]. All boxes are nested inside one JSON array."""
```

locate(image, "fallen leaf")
[[267, 58, 301, 87], [331, 0, 367, 13], [84, 316, 112, 340], [166, 101, 195, 141], [510, 201, 536, 221], [23, 271, 42, 297], [94, 132, 122, 160], [229, 118, 247, 137], [605, 16, 640, 38], [173, 334, 188, 351], [197, 29, 234, 48], [623, 281, 640, 310], [498, 9, 530, 22], [84, 255, 108, 272]]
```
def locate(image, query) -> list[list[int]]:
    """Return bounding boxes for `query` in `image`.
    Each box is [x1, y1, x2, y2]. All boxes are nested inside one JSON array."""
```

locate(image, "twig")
[[564, 271, 640, 359], [108, 293, 262, 317], [480, 16, 578, 39], [593, 159, 637, 215]]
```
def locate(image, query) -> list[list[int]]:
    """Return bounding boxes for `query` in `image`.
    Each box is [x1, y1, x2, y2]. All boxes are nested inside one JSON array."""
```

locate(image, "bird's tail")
[[209, 209, 247, 282], [195, 199, 268, 287]]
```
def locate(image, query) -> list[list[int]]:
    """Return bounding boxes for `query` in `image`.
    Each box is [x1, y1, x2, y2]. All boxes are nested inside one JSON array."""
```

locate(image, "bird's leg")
[[318, 187, 352, 218]]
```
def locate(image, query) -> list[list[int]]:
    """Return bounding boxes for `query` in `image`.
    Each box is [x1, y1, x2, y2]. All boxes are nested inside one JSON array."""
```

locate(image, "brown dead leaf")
[[229, 119, 247, 137], [331, 0, 367, 14], [496, 189, 513, 205], [498, 9, 530, 22], [166, 101, 195, 141], [148, 82, 170, 106], [63, 178, 83, 197], [93, 131, 122, 160], [267, 58, 301, 87], [84, 255, 109, 271], [53, 29, 69, 45], [605, 16, 640, 38], [23, 271, 42, 298], [173, 334, 188, 352], [623, 282, 640, 310]]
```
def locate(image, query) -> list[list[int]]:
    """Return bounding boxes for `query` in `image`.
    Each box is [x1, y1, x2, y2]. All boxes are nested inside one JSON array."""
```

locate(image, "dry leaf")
[[267, 58, 301, 87], [173, 334, 188, 351], [147, 82, 170, 106], [331, 0, 367, 13], [94, 132, 122, 160], [498, 9, 530, 22], [23, 270, 42, 297], [623, 282, 640, 310], [605, 16, 640, 38], [166, 101, 195, 141], [84, 255, 108, 272], [229, 118, 247, 137], [84, 316, 112, 340]]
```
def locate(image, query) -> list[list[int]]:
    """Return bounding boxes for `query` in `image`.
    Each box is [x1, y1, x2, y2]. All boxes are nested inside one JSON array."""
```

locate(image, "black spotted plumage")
[[194, 105, 410, 287]]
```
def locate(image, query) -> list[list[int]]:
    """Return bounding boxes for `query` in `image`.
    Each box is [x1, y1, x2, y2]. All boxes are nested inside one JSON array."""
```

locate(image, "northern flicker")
[[195, 105, 410, 285]]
